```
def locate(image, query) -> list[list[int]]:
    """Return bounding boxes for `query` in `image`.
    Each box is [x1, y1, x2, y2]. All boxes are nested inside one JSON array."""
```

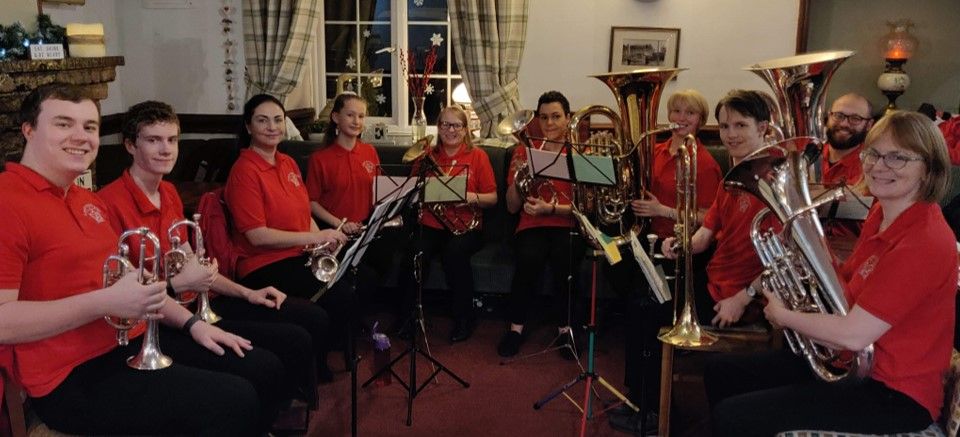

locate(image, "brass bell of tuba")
[[103, 227, 173, 370], [659, 135, 717, 348], [166, 213, 221, 324], [724, 145, 873, 382], [568, 68, 683, 243]]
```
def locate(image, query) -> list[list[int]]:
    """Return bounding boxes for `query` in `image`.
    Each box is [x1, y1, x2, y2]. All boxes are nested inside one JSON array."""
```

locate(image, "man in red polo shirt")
[[0, 85, 283, 436], [821, 93, 875, 238], [98, 100, 332, 400]]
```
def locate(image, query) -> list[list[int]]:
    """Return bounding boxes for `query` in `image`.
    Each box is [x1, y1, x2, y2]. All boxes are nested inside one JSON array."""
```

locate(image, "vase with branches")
[[401, 42, 439, 142]]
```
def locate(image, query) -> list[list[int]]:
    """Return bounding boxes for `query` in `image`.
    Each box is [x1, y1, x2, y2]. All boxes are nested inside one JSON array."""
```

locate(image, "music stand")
[[361, 155, 470, 427], [526, 142, 639, 437]]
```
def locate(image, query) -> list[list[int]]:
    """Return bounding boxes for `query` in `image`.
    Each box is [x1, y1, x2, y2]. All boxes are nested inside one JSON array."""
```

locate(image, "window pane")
[[358, 24, 392, 74], [325, 76, 361, 98], [364, 76, 393, 117], [407, 24, 448, 73], [325, 25, 357, 73], [407, 0, 447, 21], [325, 1, 355, 21], [415, 78, 449, 124], [358, 0, 391, 21]]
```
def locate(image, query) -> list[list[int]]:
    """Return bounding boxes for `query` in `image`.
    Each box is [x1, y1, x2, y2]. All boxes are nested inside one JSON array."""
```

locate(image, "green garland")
[[0, 14, 66, 61]]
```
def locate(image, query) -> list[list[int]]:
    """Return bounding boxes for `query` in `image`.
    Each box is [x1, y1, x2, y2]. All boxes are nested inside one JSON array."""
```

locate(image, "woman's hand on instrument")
[[172, 256, 219, 293], [631, 192, 668, 218], [188, 322, 253, 357], [313, 229, 348, 247], [107, 272, 167, 319], [661, 237, 679, 259], [244, 286, 287, 310], [523, 197, 554, 216], [341, 221, 364, 235], [712, 292, 751, 328], [761, 288, 786, 329]]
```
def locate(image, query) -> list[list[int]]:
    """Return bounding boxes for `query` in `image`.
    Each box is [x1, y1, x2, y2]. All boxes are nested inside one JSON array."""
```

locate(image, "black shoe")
[[607, 403, 636, 420], [557, 329, 578, 361], [497, 330, 523, 357], [449, 318, 476, 343], [609, 411, 658, 436]]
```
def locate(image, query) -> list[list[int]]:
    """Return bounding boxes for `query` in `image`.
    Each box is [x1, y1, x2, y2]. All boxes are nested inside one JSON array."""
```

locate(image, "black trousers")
[[505, 226, 584, 327], [401, 227, 483, 321], [705, 349, 932, 437], [213, 296, 322, 407], [32, 329, 284, 436], [240, 254, 357, 354]]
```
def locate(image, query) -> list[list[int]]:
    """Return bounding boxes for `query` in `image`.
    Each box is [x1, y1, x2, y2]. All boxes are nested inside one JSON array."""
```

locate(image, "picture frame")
[[608, 26, 681, 72]]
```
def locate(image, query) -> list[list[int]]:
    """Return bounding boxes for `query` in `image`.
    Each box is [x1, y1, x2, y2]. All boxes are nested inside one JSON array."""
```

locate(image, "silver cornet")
[[103, 227, 173, 370], [166, 214, 221, 324], [305, 219, 346, 284]]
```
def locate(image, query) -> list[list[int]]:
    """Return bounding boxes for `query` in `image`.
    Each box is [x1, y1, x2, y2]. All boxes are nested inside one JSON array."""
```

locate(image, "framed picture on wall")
[[609, 27, 680, 72]]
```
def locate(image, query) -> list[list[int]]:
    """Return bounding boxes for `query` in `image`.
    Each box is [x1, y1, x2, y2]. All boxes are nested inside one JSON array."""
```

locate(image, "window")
[[321, 0, 461, 126]]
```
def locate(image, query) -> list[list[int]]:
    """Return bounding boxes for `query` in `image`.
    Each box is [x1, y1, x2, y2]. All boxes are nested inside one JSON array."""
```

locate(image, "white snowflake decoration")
[[430, 33, 444, 47], [425, 83, 435, 95], [345, 56, 356, 69], [375, 93, 386, 104], [414, 0, 424, 6], [363, 29, 371, 38]]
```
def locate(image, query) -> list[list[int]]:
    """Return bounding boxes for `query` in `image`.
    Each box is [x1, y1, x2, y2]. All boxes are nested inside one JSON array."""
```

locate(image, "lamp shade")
[[452, 83, 471, 104], [882, 20, 917, 61]]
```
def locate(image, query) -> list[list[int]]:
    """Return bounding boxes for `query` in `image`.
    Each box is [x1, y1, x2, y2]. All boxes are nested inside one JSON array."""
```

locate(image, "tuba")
[[497, 110, 558, 204], [103, 227, 173, 370], [166, 214, 221, 324], [724, 145, 873, 382], [568, 68, 682, 243], [659, 135, 717, 347]]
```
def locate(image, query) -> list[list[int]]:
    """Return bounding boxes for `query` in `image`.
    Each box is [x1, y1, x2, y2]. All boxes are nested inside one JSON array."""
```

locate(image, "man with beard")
[[822, 93, 874, 186], [820, 93, 874, 238]]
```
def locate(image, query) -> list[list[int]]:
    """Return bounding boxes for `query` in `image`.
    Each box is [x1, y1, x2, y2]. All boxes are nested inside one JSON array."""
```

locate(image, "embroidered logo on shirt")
[[363, 160, 376, 174], [858, 254, 879, 279], [287, 172, 301, 187], [738, 196, 751, 213], [82, 204, 106, 224]]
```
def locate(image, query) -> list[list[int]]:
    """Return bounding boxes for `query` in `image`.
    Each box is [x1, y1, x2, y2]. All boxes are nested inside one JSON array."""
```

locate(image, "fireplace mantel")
[[0, 56, 124, 161]]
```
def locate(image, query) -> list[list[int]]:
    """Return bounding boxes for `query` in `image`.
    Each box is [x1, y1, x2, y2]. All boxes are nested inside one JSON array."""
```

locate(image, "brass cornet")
[[166, 214, 221, 324], [103, 227, 173, 370]]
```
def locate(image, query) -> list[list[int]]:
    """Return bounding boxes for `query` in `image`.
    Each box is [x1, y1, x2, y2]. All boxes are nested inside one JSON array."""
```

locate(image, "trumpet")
[[166, 214, 221, 324], [102, 227, 173, 370], [305, 220, 346, 284]]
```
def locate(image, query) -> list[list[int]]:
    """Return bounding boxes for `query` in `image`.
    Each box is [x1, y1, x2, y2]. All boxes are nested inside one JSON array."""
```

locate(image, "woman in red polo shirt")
[[705, 111, 956, 436], [404, 105, 497, 343], [496, 91, 584, 358], [224, 94, 349, 369]]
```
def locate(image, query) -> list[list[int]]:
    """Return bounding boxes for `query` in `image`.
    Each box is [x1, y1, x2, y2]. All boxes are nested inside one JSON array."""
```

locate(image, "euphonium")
[[568, 68, 683, 242], [497, 110, 558, 204], [103, 227, 173, 370], [166, 214, 221, 324], [659, 135, 717, 347], [305, 220, 346, 283], [724, 145, 874, 382]]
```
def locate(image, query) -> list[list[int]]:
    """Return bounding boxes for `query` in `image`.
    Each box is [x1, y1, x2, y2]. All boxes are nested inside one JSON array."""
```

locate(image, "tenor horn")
[[724, 145, 873, 382]]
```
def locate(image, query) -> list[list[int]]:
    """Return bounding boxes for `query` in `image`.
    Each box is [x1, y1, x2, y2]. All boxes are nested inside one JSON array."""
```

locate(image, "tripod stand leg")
[[533, 373, 584, 410], [413, 348, 470, 388]]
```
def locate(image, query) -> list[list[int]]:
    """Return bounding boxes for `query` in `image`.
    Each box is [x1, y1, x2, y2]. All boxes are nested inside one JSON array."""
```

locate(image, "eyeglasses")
[[439, 122, 464, 131], [829, 112, 870, 125], [860, 148, 924, 170]]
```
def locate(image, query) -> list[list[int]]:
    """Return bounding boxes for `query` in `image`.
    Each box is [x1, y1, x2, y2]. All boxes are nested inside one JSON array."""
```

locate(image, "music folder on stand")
[[526, 141, 639, 437], [361, 156, 470, 427]]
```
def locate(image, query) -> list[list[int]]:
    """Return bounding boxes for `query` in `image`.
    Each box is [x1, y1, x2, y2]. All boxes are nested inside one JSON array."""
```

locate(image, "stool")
[[657, 325, 780, 437]]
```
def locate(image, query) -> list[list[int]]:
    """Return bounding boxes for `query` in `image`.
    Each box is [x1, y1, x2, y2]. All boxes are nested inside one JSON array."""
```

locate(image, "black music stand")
[[525, 143, 638, 437], [361, 156, 470, 427]]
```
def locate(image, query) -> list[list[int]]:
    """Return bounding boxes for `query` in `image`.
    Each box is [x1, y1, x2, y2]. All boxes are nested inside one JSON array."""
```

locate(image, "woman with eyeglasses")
[[705, 111, 956, 436], [401, 105, 497, 343], [497, 91, 584, 359]]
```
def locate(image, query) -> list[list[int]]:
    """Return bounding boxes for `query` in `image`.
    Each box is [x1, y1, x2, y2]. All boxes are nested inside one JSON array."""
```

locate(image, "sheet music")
[[629, 230, 671, 304], [375, 175, 417, 204], [527, 147, 571, 180], [424, 175, 467, 203]]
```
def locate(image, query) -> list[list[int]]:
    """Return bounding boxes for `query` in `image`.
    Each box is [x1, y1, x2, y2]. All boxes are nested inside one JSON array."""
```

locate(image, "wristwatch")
[[746, 283, 760, 299]]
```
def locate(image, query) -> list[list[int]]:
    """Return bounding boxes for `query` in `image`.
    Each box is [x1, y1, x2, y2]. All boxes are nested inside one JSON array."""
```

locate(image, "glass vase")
[[411, 96, 427, 142]]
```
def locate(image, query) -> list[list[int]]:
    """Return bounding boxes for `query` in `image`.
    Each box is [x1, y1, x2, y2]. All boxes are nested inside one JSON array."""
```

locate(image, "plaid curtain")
[[242, 0, 319, 100], [449, 0, 528, 139]]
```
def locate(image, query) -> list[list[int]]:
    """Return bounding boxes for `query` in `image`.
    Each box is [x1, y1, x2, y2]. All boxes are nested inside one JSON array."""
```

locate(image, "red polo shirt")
[[306, 141, 380, 224], [702, 188, 771, 302], [225, 149, 312, 278], [507, 144, 575, 233], [821, 143, 865, 186], [840, 202, 956, 420], [97, 170, 188, 269], [417, 144, 497, 231], [0, 163, 144, 397], [649, 138, 723, 239]]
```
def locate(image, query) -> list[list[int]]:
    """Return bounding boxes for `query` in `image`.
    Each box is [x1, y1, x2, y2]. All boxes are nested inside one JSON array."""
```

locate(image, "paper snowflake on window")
[[430, 33, 444, 47], [345, 56, 356, 69], [363, 29, 371, 38], [375, 93, 386, 104], [425, 83, 435, 95], [414, 0, 424, 6]]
